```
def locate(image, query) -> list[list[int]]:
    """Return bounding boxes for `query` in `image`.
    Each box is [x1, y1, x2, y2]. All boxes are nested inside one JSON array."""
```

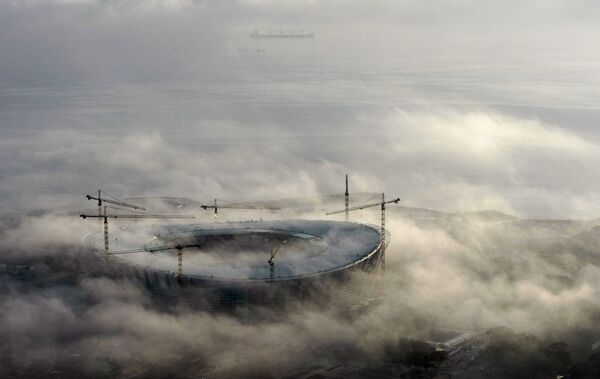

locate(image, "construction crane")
[[326, 193, 400, 270], [86, 190, 146, 231], [80, 206, 195, 255], [345, 174, 350, 221], [86, 190, 146, 211], [268, 239, 288, 280], [201, 198, 263, 223], [106, 242, 200, 277]]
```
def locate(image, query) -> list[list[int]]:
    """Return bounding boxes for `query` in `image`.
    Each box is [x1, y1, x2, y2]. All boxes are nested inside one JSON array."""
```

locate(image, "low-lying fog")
[[1, 0, 600, 377]]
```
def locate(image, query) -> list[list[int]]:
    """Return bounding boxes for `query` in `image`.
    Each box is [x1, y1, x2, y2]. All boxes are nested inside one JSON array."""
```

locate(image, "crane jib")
[[80, 214, 195, 219], [86, 195, 147, 210], [325, 198, 400, 215]]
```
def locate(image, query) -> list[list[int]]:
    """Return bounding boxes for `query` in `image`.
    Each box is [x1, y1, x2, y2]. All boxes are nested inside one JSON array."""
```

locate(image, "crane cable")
[[100, 189, 125, 203], [352, 193, 381, 208], [104, 205, 151, 216]]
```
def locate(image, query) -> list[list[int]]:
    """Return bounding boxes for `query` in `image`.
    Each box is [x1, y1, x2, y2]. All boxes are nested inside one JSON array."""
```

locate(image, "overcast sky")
[[2, 0, 600, 218]]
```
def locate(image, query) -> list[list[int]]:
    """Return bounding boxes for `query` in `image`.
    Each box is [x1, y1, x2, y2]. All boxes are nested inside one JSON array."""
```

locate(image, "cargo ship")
[[250, 29, 315, 39]]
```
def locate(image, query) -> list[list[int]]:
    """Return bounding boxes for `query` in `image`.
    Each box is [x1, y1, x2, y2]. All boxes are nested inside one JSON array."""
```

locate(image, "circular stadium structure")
[[84, 220, 387, 312]]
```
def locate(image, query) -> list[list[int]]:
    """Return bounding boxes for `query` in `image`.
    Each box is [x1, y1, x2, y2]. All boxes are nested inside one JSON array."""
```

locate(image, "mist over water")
[[1, 0, 600, 377], [2, 0, 600, 217]]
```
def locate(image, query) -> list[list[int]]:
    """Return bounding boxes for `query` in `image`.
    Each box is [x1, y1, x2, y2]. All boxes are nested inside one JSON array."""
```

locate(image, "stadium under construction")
[[80, 180, 399, 312]]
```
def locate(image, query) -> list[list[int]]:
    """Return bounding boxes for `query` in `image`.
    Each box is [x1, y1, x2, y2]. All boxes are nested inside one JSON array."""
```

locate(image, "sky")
[[1, 0, 600, 218]]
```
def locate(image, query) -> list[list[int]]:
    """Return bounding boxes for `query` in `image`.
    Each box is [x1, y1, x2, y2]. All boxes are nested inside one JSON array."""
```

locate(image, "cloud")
[[1, 214, 92, 252], [2, 107, 600, 218], [1, 186, 600, 376], [389, 109, 593, 158]]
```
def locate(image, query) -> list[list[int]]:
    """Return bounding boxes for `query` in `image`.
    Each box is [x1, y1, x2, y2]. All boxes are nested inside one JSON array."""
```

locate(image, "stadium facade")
[[84, 220, 387, 312]]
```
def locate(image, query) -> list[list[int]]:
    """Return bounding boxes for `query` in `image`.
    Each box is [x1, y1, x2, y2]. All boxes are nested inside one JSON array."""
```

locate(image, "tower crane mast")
[[345, 174, 350, 221]]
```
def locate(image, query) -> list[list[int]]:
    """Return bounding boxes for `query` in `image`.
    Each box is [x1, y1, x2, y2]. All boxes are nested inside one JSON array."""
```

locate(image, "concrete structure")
[[83, 220, 387, 312]]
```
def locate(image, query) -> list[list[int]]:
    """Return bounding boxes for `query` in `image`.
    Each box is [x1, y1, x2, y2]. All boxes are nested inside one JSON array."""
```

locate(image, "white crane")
[[80, 206, 195, 255], [86, 190, 147, 231], [201, 198, 266, 223], [86, 190, 147, 211], [326, 193, 400, 270]]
